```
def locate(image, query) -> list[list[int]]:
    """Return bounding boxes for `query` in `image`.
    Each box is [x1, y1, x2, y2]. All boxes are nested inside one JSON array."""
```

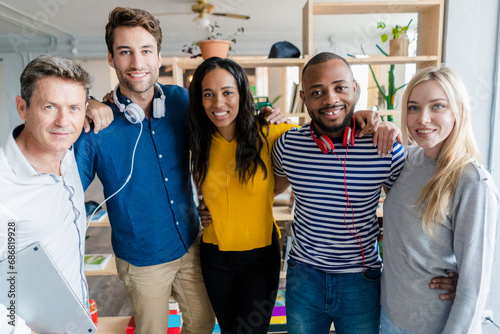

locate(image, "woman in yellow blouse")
[[188, 57, 294, 334]]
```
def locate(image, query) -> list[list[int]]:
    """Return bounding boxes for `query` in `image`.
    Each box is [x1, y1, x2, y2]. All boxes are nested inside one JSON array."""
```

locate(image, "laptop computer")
[[0, 242, 97, 333]]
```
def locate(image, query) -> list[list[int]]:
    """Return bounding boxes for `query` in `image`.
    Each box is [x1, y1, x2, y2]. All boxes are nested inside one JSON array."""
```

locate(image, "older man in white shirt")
[[0, 55, 94, 334]]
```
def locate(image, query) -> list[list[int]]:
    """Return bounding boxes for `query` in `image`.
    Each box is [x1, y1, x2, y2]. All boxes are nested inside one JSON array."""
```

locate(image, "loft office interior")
[[0, 0, 499, 333]]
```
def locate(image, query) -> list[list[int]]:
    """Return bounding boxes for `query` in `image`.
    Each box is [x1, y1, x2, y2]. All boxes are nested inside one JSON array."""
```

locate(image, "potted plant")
[[182, 22, 244, 59], [348, 45, 408, 122], [377, 19, 412, 57]]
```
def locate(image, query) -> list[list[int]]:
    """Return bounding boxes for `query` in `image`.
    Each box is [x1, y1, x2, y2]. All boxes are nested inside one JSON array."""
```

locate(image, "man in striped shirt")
[[272, 52, 405, 334]]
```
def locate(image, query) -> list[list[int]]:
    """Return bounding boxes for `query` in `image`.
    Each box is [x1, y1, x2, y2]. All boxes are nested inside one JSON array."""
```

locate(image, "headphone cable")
[[86, 121, 143, 228], [333, 146, 366, 274]]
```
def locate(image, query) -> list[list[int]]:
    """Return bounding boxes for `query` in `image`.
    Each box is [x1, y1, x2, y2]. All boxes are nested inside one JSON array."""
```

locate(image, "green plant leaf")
[[395, 83, 408, 91], [381, 34, 388, 43]]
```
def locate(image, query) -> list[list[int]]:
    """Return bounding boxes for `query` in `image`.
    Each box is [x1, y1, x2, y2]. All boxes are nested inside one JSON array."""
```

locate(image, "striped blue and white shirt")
[[272, 123, 405, 273]]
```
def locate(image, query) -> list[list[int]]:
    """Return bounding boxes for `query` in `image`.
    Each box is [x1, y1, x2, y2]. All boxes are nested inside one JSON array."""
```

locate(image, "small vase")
[[389, 38, 409, 57], [198, 40, 231, 59]]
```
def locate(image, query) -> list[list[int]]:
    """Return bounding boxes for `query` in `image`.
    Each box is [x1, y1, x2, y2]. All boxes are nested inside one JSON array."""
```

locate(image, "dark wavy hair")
[[188, 57, 269, 185]]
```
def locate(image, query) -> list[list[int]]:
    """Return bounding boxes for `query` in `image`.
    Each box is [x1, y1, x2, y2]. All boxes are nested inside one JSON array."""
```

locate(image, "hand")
[[430, 272, 458, 300], [353, 109, 380, 138], [197, 199, 212, 227], [84, 99, 114, 134], [259, 106, 291, 125], [102, 90, 114, 104], [372, 121, 402, 157]]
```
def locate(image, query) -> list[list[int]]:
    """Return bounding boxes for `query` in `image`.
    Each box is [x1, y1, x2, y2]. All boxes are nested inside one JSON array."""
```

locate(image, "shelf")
[[173, 56, 306, 70], [273, 206, 293, 222], [311, 1, 443, 15], [347, 55, 438, 65], [85, 255, 118, 276], [172, 56, 307, 89]]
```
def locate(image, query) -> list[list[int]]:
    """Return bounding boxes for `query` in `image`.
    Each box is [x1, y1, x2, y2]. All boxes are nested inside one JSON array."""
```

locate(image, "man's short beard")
[[310, 105, 355, 135]]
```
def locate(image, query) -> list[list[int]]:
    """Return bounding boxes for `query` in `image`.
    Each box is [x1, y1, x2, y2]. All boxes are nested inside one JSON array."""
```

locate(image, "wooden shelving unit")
[[172, 56, 306, 86], [302, 0, 444, 69], [171, 1, 444, 125], [300, 0, 444, 116]]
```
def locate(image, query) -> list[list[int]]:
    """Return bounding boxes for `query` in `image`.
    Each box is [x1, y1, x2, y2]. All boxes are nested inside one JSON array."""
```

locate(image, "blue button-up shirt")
[[74, 84, 199, 266]]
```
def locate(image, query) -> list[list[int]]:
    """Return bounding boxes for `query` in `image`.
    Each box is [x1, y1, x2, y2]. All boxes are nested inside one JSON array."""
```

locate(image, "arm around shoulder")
[[84, 99, 113, 134]]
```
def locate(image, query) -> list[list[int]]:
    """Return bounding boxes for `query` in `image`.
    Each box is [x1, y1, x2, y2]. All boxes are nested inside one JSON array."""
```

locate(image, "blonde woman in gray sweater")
[[380, 66, 499, 333]]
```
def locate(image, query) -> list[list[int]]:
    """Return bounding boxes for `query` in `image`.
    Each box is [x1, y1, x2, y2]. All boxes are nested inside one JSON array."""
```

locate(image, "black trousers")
[[200, 228, 281, 334]]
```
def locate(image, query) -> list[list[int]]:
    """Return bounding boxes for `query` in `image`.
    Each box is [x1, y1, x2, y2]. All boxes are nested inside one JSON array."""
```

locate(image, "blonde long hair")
[[401, 66, 482, 235]]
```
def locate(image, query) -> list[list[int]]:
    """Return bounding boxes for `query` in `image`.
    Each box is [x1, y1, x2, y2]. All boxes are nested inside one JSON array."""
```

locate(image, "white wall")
[[1, 53, 26, 135], [444, 0, 500, 332], [0, 61, 11, 144], [79, 58, 116, 101]]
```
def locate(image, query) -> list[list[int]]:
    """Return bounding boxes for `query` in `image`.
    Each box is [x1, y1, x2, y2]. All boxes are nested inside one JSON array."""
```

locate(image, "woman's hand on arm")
[[259, 106, 291, 125]]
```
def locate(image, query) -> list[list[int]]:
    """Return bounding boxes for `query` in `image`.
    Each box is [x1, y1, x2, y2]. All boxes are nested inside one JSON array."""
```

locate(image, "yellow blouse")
[[201, 122, 296, 251]]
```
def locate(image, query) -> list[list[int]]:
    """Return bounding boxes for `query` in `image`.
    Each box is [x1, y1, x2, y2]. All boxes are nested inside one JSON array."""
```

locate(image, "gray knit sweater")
[[381, 145, 499, 334]]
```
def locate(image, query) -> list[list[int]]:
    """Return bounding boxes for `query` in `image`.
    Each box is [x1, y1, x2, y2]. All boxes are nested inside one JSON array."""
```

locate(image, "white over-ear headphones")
[[113, 83, 166, 124]]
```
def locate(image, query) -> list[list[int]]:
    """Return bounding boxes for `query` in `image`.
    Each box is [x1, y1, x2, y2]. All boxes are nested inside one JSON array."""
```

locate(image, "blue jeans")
[[286, 259, 381, 334], [380, 308, 414, 334]]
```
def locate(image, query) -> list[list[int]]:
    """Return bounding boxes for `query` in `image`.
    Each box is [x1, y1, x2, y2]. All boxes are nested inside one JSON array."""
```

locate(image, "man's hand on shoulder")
[[354, 109, 380, 137], [353, 110, 402, 156], [84, 99, 113, 134]]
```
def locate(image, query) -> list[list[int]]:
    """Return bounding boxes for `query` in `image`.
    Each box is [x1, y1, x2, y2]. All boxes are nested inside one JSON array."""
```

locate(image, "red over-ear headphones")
[[310, 116, 356, 154]]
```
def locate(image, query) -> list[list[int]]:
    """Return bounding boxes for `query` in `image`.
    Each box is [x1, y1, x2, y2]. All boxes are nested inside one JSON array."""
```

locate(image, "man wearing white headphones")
[[78, 6, 293, 332], [74, 7, 215, 334]]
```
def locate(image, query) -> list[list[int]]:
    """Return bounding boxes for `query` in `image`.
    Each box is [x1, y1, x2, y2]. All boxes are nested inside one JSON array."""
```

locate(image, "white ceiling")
[[0, 0, 417, 59]]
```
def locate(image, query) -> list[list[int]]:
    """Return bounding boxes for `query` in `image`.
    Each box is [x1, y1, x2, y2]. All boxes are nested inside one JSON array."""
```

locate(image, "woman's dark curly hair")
[[188, 57, 269, 185]]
